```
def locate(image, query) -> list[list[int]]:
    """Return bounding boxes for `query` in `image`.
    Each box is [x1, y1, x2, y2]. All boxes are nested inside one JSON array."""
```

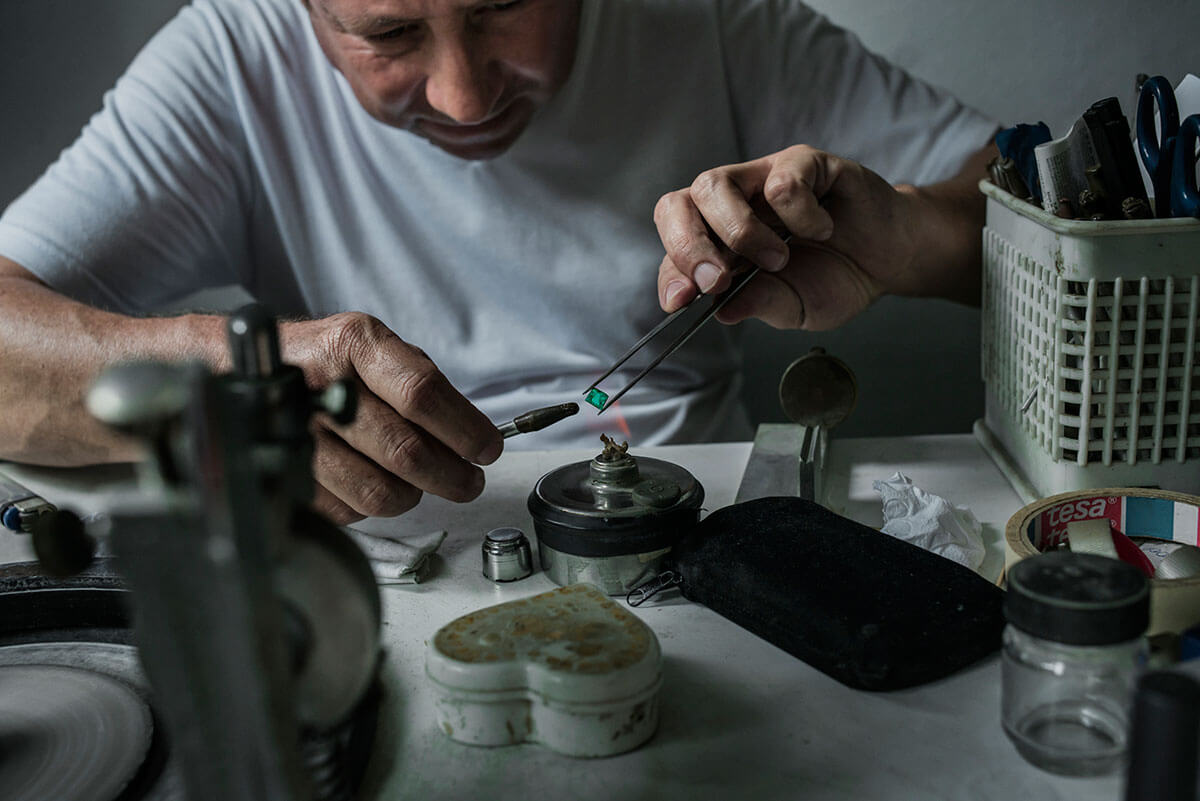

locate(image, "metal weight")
[[777, 347, 858, 429], [481, 527, 534, 583]]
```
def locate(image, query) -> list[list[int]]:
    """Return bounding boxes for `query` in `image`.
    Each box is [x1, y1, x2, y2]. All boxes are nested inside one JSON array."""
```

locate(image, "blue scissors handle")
[[1171, 114, 1200, 219], [1137, 75, 1181, 216]]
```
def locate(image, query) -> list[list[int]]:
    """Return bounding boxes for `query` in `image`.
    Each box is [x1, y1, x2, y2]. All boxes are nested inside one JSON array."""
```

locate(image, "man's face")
[[305, 0, 581, 160]]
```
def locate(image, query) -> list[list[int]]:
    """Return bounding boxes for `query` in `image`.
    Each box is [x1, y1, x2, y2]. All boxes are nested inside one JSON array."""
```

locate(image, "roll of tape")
[[1005, 488, 1200, 636], [1066, 518, 1120, 559]]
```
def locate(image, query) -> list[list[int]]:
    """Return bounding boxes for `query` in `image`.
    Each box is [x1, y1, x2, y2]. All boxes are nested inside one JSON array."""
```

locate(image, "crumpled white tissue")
[[872, 471, 985, 571], [344, 526, 447, 584]]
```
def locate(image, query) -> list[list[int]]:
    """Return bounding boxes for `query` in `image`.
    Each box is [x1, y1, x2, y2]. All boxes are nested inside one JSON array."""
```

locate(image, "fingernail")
[[816, 224, 833, 241], [761, 249, 789, 271], [694, 262, 721, 293], [665, 280, 688, 308], [477, 439, 502, 466]]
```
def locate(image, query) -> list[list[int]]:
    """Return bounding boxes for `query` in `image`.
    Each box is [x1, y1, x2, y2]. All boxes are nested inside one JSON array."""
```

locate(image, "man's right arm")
[[0, 255, 225, 465], [0, 256, 503, 524]]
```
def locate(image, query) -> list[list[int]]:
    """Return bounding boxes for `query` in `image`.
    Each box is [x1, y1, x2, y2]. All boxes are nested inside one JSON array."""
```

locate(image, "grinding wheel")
[[0, 664, 153, 801]]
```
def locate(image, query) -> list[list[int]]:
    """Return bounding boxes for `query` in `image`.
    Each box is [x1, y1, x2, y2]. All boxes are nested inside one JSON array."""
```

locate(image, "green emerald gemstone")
[[585, 388, 609, 410]]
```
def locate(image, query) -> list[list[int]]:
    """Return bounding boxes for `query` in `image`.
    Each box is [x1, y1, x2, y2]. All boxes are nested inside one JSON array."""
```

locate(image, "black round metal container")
[[527, 439, 704, 594]]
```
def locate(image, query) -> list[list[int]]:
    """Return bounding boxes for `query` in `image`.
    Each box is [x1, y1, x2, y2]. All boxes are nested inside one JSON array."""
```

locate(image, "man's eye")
[[368, 25, 417, 42], [481, 0, 524, 13], [469, 0, 524, 24]]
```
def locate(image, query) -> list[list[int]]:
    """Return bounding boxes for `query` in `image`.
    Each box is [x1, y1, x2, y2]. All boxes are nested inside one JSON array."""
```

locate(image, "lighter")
[[0, 470, 56, 533]]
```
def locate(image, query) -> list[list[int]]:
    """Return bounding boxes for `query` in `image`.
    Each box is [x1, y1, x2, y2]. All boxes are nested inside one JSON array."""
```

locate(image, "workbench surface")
[[0, 435, 1124, 800]]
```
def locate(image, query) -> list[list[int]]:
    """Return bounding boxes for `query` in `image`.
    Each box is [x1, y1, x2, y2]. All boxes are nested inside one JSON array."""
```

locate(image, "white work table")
[[0, 436, 1125, 801]]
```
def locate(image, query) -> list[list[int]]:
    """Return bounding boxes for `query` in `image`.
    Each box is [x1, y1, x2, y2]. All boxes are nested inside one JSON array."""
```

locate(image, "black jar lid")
[[1004, 551, 1149, 645]]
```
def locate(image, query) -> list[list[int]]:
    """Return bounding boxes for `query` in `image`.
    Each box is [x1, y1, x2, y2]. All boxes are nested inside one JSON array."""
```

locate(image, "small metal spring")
[[300, 728, 352, 801], [627, 570, 682, 607]]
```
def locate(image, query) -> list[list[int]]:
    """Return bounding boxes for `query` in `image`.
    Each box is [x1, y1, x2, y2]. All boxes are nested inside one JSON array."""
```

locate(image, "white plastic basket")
[[976, 179, 1200, 503]]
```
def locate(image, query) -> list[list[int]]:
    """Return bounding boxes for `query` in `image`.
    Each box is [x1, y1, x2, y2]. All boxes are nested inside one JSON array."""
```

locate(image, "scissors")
[[1136, 75, 1200, 218]]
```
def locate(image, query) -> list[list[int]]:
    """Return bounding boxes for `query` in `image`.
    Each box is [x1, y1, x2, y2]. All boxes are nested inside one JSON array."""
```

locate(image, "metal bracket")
[[734, 423, 828, 505]]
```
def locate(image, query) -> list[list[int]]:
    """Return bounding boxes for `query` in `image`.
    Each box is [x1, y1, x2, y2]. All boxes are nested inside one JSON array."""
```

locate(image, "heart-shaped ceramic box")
[[425, 584, 662, 757]]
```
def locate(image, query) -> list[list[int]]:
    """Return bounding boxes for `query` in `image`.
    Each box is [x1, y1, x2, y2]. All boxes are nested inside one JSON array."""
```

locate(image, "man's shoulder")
[[178, 0, 308, 53], [139, 0, 319, 95], [607, 0, 821, 49], [197, 0, 302, 24]]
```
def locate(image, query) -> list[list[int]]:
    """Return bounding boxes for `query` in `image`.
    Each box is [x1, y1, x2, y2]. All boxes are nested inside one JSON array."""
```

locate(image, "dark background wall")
[[1, 1, 186, 208], [743, 0, 1199, 436]]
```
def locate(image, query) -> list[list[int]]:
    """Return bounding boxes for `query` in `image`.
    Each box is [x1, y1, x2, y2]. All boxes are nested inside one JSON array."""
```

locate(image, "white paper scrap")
[[872, 471, 986, 571]]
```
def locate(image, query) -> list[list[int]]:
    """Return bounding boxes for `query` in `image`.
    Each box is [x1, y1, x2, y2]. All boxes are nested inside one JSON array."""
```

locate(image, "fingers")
[[312, 426, 425, 521], [328, 388, 485, 504], [717, 243, 876, 331], [281, 313, 501, 519], [655, 146, 903, 331], [688, 165, 790, 273], [657, 254, 699, 312], [655, 146, 838, 301], [347, 321, 503, 468], [654, 189, 740, 296], [313, 483, 365, 526], [759, 146, 837, 242], [712, 270, 805, 329]]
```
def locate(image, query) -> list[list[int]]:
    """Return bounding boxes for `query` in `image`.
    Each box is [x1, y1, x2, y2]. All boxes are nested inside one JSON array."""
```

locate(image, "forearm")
[[0, 266, 227, 466], [893, 143, 997, 306]]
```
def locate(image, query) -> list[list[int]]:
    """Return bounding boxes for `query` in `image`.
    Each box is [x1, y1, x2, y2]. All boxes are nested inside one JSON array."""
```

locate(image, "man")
[[0, 0, 997, 524]]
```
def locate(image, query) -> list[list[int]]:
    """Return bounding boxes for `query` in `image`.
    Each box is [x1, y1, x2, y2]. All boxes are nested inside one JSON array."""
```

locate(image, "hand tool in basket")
[[1136, 75, 1200, 219]]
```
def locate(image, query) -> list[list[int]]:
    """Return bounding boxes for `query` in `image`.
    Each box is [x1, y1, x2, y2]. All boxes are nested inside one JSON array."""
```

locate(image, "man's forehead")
[[317, 0, 482, 29]]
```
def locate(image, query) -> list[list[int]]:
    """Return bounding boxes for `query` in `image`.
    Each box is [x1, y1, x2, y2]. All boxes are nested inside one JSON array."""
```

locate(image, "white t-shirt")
[[0, 0, 997, 448]]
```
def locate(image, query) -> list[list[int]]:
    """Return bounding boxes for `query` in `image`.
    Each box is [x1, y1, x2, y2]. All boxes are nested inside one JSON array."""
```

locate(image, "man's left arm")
[[891, 142, 997, 306]]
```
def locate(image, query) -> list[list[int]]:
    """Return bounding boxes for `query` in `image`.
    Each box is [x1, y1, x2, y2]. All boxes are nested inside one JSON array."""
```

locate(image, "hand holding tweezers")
[[584, 266, 762, 414]]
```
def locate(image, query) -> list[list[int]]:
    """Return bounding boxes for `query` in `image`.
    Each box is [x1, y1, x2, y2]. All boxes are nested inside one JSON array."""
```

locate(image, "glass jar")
[[1001, 550, 1149, 776]]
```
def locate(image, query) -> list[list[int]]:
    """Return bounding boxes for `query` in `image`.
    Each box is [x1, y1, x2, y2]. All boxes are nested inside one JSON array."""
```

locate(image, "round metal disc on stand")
[[777, 347, 858, 429], [0, 663, 153, 801], [733, 347, 858, 505]]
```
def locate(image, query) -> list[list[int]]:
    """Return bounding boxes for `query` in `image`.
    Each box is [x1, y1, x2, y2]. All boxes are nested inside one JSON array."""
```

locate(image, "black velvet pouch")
[[658, 496, 1005, 691]]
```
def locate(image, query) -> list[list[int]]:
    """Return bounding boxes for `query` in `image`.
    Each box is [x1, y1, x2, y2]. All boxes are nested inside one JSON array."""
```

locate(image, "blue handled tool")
[[1170, 114, 1200, 219], [1136, 75, 1200, 219], [1136, 75, 1180, 218]]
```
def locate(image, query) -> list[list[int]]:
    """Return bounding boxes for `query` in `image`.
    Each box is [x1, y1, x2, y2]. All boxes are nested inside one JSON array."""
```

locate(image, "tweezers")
[[584, 266, 762, 414]]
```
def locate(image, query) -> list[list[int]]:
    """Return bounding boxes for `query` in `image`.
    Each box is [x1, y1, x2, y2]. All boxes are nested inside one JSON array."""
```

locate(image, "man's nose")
[[424, 41, 497, 124]]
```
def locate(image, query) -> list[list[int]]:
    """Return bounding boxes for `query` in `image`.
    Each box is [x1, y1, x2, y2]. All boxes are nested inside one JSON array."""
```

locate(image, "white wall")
[[3, 1, 1196, 437]]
